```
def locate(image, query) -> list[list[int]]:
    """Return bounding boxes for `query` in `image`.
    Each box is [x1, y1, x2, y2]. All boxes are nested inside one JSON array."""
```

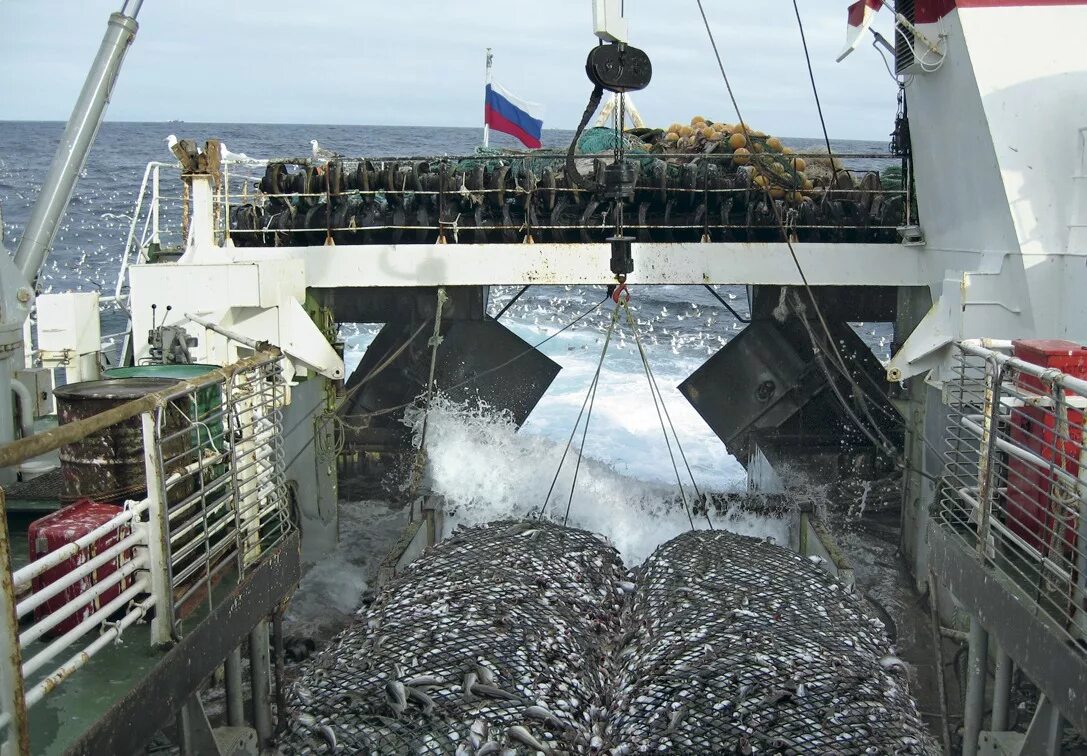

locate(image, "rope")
[[406, 288, 448, 496], [566, 84, 606, 192], [791, 0, 842, 186], [623, 301, 710, 531], [537, 300, 621, 522], [337, 293, 611, 428], [695, 0, 908, 469]]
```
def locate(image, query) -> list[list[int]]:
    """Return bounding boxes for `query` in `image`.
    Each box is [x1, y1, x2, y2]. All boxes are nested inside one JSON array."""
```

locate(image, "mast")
[[482, 48, 493, 148], [14, 0, 143, 284]]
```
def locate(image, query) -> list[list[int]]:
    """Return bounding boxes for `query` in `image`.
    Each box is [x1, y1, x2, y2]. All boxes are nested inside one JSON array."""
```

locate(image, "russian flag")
[[485, 82, 544, 149]]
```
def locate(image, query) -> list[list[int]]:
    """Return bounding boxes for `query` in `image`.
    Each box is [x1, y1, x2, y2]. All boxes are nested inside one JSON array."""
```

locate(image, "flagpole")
[[482, 48, 493, 148]]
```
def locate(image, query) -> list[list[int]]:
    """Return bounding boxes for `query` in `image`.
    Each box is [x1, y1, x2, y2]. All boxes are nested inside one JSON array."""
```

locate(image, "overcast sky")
[[0, 1, 897, 140]]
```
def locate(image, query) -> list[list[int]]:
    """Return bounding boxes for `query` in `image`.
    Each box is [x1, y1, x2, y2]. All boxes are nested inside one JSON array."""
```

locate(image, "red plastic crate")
[[28, 500, 134, 638], [1004, 340, 1085, 556]]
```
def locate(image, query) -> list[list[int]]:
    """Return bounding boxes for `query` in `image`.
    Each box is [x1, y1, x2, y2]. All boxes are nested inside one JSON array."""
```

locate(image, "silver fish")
[[462, 671, 478, 702], [507, 725, 550, 753], [470, 717, 489, 746], [405, 685, 435, 715], [475, 662, 497, 686], [404, 674, 443, 689], [472, 683, 523, 703], [475, 743, 501, 756], [526, 704, 570, 730], [317, 724, 337, 752], [664, 704, 687, 734], [384, 680, 407, 715]]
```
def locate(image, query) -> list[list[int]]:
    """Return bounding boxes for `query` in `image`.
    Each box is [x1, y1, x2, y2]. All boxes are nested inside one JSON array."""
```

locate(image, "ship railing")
[[213, 150, 907, 246], [103, 160, 184, 365], [938, 340, 1087, 646], [0, 351, 291, 754]]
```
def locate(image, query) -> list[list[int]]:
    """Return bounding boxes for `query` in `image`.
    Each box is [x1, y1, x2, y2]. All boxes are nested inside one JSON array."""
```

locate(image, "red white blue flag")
[[838, 0, 883, 62], [485, 82, 544, 149]]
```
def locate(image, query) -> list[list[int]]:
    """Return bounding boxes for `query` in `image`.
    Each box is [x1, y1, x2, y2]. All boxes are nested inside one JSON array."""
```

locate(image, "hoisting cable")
[[702, 284, 750, 324], [405, 287, 447, 495], [695, 0, 903, 464], [791, 0, 842, 188], [285, 291, 611, 472], [623, 299, 708, 530], [695, 0, 943, 484], [533, 299, 621, 522]]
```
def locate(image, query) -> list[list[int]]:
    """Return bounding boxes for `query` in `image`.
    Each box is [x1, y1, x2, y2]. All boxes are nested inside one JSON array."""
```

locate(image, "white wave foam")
[[405, 396, 789, 565]]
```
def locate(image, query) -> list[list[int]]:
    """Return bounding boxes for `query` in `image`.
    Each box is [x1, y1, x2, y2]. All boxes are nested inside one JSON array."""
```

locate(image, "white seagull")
[[310, 139, 341, 162]]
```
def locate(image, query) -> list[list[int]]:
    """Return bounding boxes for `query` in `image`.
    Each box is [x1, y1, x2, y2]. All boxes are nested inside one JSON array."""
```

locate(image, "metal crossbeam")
[[219, 241, 933, 287]]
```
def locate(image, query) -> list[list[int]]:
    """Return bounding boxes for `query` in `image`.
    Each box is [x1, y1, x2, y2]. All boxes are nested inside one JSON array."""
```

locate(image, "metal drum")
[[104, 364, 223, 456], [53, 378, 191, 505]]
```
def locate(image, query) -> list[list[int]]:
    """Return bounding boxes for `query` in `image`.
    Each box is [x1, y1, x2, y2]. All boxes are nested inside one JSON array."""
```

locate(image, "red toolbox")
[[28, 499, 134, 638], [1004, 340, 1087, 555]]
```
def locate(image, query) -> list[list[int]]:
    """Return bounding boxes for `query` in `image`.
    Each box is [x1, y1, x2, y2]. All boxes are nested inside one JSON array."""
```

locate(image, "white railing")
[[0, 352, 291, 754], [939, 340, 1087, 643]]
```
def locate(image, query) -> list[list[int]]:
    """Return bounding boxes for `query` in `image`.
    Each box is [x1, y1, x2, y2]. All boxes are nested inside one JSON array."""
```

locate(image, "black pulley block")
[[609, 235, 634, 277], [585, 43, 652, 93]]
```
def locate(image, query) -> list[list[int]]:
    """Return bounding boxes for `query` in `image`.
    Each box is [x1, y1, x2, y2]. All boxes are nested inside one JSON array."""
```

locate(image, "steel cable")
[[623, 301, 708, 530]]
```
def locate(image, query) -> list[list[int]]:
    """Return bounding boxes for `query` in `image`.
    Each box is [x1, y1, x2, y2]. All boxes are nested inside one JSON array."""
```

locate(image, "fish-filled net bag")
[[280, 520, 625, 755], [610, 529, 938, 755]]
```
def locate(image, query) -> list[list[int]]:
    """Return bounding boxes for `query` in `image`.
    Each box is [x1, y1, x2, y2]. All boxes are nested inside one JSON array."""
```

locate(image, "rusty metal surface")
[[61, 531, 300, 756], [55, 378, 183, 503], [929, 522, 1087, 738], [0, 490, 31, 755]]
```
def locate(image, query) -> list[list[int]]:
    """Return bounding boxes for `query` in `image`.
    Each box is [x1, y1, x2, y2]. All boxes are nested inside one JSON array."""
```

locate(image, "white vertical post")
[[482, 48, 493, 148], [141, 411, 174, 646], [0, 492, 30, 755], [151, 165, 160, 245], [187, 176, 215, 249]]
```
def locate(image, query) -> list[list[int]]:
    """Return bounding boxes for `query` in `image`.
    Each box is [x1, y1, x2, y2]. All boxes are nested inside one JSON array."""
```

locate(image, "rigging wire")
[[533, 300, 621, 521], [283, 291, 611, 473], [695, 0, 941, 484], [494, 285, 530, 320], [624, 302, 708, 530], [702, 284, 750, 324], [790, 0, 841, 186]]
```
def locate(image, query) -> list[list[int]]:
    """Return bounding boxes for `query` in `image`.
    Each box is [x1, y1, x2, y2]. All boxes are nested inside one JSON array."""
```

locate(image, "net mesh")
[[279, 520, 625, 754], [280, 523, 936, 755], [613, 530, 937, 754]]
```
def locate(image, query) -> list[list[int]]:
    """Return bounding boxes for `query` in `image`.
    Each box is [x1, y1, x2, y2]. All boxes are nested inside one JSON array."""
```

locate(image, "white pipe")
[[960, 414, 1085, 494], [114, 161, 155, 300], [22, 596, 155, 710], [16, 529, 143, 618], [22, 576, 148, 677], [183, 312, 262, 349], [959, 341, 1087, 399], [19, 553, 147, 647], [10, 378, 34, 438], [12, 460, 204, 589], [13, 502, 147, 590]]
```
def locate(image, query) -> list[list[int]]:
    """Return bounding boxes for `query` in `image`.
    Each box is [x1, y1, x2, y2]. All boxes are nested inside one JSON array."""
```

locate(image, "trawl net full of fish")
[[281, 520, 625, 754], [281, 523, 935, 755]]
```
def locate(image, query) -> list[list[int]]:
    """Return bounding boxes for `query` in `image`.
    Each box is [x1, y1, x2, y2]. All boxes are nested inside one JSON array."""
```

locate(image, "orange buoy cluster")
[[656, 116, 814, 204]]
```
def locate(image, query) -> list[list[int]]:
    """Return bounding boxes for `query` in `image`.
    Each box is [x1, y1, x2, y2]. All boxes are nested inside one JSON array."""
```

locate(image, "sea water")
[[0, 121, 895, 627]]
